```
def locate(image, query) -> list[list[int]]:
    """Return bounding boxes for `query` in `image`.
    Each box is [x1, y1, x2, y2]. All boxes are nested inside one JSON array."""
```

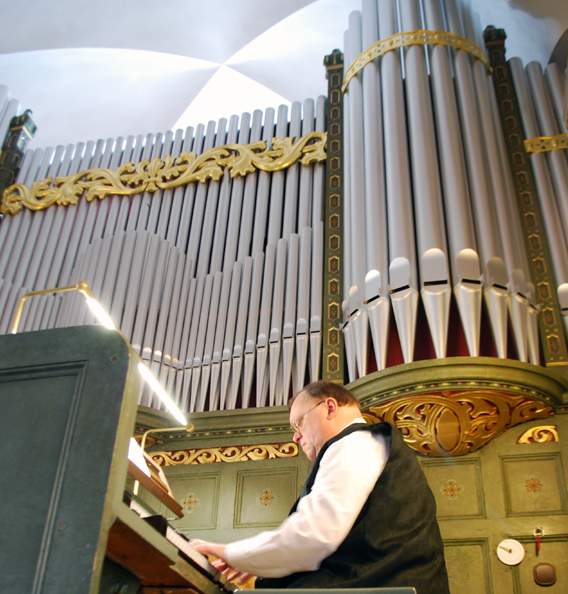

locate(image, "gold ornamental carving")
[[524, 134, 568, 154], [151, 442, 299, 466], [1, 132, 327, 215], [366, 390, 553, 456], [517, 424, 559, 444], [343, 29, 490, 93]]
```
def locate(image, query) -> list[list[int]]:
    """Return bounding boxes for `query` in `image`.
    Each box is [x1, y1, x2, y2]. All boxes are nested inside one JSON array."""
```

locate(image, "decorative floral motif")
[[182, 493, 199, 511], [525, 478, 543, 494], [259, 489, 274, 507], [441, 479, 462, 499]]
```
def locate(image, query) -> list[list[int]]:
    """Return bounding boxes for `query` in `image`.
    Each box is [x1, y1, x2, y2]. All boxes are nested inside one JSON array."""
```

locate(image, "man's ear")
[[325, 397, 338, 418]]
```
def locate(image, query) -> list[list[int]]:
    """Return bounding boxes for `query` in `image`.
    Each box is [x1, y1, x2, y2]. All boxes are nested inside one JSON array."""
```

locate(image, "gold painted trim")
[[524, 134, 568, 154], [151, 442, 298, 466], [517, 424, 559, 443], [10, 281, 92, 333], [1, 132, 327, 215], [342, 29, 490, 93], [323, 49, 344, 382]]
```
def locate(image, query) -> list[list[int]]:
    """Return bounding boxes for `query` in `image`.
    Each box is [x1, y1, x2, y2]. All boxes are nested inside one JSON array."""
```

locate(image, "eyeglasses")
[[290, 400, 325, 435]]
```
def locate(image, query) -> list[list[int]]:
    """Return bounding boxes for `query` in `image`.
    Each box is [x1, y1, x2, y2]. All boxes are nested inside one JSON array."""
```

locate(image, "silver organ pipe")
[[544, 63, 566, 132], [257, 242, 277, 406], [295, 227, 311, 393], [405, 1, 453, 360], [361, 0, 389, 373], [378, 0, 418, 366], [465, 17, 532, 363], [219, 260, 244, 409], [282, 234, 299, 405], [446, 0, 510, 358], [282, 102, 302, 240], [211, 115, 238, 273], [251, 109, 275, 256], [266, 105, 288, 246], [268, 238, 287, 406], [423, 0, 481, 359], [310, 220, 323, 382], [174, 125, 204, 248], [232, 255, 254, 409], [346, 12, 369, 380]]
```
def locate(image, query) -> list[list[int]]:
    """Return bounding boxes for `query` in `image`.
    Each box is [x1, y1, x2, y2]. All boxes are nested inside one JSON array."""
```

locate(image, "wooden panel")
[[501, 453, 568, 516], [444, 539, 493, 594], [170, 473, 221, 531], [421, 458, 485, 519], [234, 467, 298, 528]]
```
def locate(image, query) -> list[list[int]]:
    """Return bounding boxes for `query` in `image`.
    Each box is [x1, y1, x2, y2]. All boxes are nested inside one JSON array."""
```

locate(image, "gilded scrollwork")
[[368, 390, 553, 456], [1, 132, 327, 215], [517, 424, 559, 444], [151, 442, 299, 466]]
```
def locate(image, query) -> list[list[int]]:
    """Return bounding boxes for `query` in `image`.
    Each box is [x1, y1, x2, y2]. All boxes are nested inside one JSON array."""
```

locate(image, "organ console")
[[0, 325, 236, 594]]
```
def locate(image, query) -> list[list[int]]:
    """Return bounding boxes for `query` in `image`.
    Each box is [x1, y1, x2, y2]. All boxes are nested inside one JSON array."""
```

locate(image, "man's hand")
[[191, 539, 254, 585]]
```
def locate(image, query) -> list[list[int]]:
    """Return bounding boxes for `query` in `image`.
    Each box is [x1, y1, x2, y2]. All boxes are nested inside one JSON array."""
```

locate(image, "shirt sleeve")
[[224, 427, 389, 577]]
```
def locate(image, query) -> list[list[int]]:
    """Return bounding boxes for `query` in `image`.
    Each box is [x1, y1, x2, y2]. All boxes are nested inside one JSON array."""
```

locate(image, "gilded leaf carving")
[[151, 442, 299, 466], [1, 132, 326, 215]]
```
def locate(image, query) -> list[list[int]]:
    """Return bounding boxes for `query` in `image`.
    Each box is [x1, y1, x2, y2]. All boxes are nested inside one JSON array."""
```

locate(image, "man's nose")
[[292, 431, 301, 443]]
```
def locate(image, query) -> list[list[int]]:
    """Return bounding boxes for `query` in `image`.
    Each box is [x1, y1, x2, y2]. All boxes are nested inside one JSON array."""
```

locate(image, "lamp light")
[[10, 281, 188, 426]]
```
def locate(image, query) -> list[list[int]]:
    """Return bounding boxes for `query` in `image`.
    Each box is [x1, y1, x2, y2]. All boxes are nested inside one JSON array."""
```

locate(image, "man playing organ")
[[193, 381, 450, 594]]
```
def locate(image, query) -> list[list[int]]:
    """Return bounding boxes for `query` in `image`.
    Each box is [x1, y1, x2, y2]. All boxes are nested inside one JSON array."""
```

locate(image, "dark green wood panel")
[[0, 327, 138, 594]]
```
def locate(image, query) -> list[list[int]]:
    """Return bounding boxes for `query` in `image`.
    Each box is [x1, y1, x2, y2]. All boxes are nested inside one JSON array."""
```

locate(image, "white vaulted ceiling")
[[0, 0, 566, 148]]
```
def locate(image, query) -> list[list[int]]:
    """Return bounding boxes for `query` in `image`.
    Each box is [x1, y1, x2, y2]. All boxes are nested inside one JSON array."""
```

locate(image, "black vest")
[[256, 423, 450, 594]]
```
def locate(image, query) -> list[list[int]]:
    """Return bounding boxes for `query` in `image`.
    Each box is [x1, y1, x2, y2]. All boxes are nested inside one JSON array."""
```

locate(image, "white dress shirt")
[[225, 418, 389, 577]]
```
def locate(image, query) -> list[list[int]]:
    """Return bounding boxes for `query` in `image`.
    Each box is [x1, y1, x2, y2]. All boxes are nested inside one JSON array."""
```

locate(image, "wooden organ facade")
[[1, 1, 568, 593]]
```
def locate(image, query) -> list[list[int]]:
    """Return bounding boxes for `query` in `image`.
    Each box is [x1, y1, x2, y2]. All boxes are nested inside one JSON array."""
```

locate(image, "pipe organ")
[[340, 0, 568, 384], [0, 0, 567, 428], [0, 98, 326, 414]]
